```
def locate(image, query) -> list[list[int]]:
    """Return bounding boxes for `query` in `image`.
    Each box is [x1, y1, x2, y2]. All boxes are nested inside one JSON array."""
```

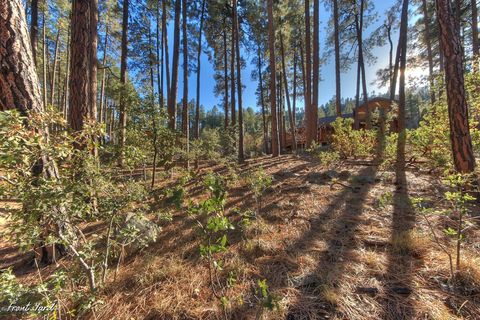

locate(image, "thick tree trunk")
[[436, 0, 476, 173], [233, 0, 244, 161], [182, 0, 189, 167], [195, 0, 206, 140], [168, 0, 181, 130], [69, 0, 97, 133], [118, 0, 129, 166], [305, 0, 313, 145], [0, 0, 72, 268], [333, 0, 341, 116], [267, 0, 279, 157], [280, 32, 297, 152], [422, 0, 435, 103]]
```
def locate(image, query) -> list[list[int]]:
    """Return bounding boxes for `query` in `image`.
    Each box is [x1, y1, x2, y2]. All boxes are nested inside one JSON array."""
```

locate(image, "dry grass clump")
[[391, 229, 429, 257]]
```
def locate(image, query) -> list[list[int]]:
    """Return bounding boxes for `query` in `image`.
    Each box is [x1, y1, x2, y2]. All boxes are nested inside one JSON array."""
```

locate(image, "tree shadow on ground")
[[380, 135, 419, 320]]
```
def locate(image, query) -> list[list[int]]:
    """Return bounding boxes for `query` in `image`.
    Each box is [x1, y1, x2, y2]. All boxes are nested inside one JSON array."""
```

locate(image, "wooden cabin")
[[285, 97, 398, 150]]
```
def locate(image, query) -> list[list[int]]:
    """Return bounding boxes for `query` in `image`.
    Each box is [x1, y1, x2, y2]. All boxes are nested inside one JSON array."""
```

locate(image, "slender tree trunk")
[[182, 0, 189, 168], [42, 8, 47, 108], [472, 0, 479, 64], [333, 0, 341, 116], [278, 72, 285, 151], [99, 24, 109, 124], [233, 0, 244, 161], [156, 1, 162, 107], [293, 48, 298, 130], [195, 0, 206, 139], [223, 20, 229, 127], [258, 44, 268, 154], [162, 0, 171, 105], [309, 0, 319, 143], [168, 0, 181, 130], [118, 0, 129, 166], [30, 0, 39, 66], [280, 32, 297, 152], [355, 0, 369, 129], [63, 28, 70, 121], [397, 0, 409, 175], [230, 12, 236, 127], [305, 0, 313, 145], [267, 0, 279, 157], [149, 22, 158, 188], [422, 0, 435, 103], [50, 29, 60, 107], [436, 0, 476, 173], [89, 0, 98, 124], [354, 58, 361, 129]]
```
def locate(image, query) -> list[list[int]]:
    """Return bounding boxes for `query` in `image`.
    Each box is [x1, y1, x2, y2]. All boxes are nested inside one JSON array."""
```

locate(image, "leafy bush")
[[330, 118, 377, 159]]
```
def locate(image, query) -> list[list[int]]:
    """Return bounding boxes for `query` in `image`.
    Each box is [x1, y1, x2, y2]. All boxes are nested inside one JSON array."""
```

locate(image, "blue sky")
[[168, 0, 417, 112]]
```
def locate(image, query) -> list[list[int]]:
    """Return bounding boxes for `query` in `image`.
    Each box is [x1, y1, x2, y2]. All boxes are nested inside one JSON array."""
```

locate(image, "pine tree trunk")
[[233, 0, 244, 162], [223, 19, 229, 128], [118, 0, 129, 165], [333, 0, 341, 116], [162, 0, 171, 105], [69, 0, 97, 133], [230, 9, 236, 127], [168, 0, 180, 130], [397, 0, 409, 175], [304, 0, 313, 145], [89, 0, 98, 123], [436, 0, 476, 173], [156, 1, 162, 107], [50, 29, 60, 107], [309, 0, 319, 143], [472, 0, 479, 62], [42, 9, 47, 109], [422, 0, 435, 103], [267, 0, 279, 157], [30, 0, 39, 66], [258, 44, 268, 154], [195, 0, 206, 140], [280, 32, 297, 152], [99, 24, 109, 125], [182, 0, 189, 168]]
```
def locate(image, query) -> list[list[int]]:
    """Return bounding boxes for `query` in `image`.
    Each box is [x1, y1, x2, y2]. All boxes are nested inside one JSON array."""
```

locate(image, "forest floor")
[[1, 154, 480, 319]]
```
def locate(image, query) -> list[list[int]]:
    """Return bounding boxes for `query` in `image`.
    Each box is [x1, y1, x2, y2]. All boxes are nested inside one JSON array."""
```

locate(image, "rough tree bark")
[[69, 0, 97, 134], [436, 0, 476, 173], [257, 44, 268, 154]]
